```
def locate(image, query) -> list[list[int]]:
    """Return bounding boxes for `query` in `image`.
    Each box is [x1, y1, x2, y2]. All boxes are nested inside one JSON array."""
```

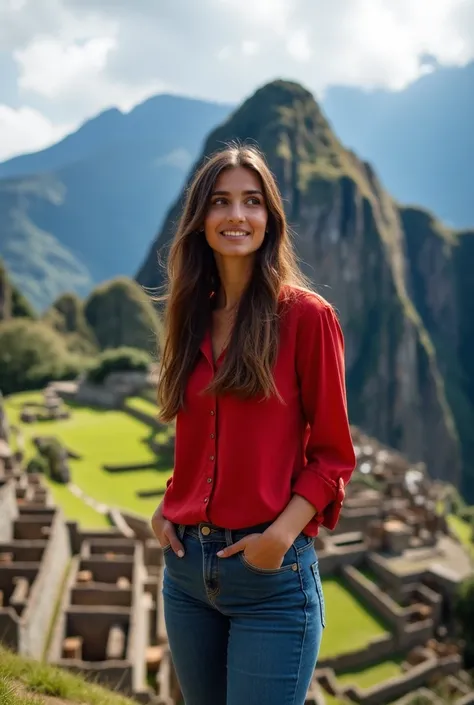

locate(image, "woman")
[[151, 144, 356, 705]]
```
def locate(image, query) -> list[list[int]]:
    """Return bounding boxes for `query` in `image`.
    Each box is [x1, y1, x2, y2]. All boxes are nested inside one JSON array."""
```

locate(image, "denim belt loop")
[[224, 527, 233, 547], [177, 524, 186, 540]]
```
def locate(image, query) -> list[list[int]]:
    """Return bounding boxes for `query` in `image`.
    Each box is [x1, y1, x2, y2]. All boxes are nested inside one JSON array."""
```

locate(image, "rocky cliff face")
[[137, 80, 471, 492], [0, 259, 35, 321], [401, 209, 474, 497]]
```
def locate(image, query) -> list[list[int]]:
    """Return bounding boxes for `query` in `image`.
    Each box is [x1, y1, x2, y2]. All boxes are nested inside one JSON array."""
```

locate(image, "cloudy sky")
[[1, 0, 473, 161]]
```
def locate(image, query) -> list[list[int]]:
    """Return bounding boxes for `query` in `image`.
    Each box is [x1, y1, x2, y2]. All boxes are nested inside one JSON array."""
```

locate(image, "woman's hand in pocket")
[[217, 531, 289, 570], [151, 502, 184, 557]]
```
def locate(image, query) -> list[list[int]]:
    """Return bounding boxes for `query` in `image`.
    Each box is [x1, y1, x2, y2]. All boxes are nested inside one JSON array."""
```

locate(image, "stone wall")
[[342, 654, 462, 705], [119, 510, 155, 542], [67, 522, 124, 555], [332, 506, 382, 535], [0, 480, 17, 541], [318, 545, 366, 576], [318, 634, 397, 672], [75, 372, 150, 409], [49, 537, 150, 700], [0, 508, 71, 659], [318, 654, 462, 705], [366, 553, 410, 594], [19, 509, 71, 658], [342, 566, 436, 648], [128, 541, 149, 694]]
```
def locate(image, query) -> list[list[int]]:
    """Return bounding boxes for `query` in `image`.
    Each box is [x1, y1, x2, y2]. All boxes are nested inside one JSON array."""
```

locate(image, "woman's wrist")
[[264, 494, 317, 550]]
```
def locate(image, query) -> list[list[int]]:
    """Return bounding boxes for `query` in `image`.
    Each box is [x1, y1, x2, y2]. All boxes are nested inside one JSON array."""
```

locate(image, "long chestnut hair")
[[157, 143, 311, 422]]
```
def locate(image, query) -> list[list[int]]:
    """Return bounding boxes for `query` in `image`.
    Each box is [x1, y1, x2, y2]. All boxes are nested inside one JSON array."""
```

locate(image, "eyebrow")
[[211, 189, 263, 196]]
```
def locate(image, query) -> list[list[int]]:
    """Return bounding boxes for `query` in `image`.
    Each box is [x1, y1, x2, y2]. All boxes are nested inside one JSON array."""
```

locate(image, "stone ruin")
[[20, 387, 71, 424], [0, 399, 473, 704], [0, 424, 175, 704], [0, 477, 70, 659]]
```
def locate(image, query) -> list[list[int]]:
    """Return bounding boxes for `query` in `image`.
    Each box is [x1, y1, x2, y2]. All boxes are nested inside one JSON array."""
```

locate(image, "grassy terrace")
[[0, 646, 137, 705], [4, 392, 172, 526], [322, 660, 404, 704], [124, 395, 159, 416], [337, 659, 403, 689], [320, 577, 390, 659], [447, 514, 474, 556]]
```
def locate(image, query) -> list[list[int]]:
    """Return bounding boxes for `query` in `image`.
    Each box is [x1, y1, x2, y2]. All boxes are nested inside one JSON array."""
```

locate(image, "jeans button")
[[201, 526, 211, 536]]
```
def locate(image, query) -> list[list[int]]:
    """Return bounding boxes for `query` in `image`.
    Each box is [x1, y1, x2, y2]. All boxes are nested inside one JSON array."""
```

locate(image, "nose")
[[227, 202, 245, 222]]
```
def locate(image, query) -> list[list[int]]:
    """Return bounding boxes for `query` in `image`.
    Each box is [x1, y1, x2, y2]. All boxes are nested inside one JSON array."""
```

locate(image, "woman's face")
[[204, 166, 268, 261]]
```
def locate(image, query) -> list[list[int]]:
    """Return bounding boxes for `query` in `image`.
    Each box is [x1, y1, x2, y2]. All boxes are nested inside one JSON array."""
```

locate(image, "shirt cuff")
[[292, 469, 338, 516]]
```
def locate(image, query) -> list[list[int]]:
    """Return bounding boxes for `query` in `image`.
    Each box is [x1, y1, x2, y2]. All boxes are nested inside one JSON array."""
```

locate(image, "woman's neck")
[[214, 256, 253, 311]]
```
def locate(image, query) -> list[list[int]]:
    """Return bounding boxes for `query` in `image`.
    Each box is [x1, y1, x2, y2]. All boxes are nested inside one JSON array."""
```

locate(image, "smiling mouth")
[[220, 230, 251, 238]]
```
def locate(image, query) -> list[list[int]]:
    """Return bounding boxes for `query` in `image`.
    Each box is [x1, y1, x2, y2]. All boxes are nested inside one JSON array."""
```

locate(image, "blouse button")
[[207, 477, 212, 483], [210, 433, 215, 439], [204, 497, 209, 503], [210, 455, 215, 461], [210, 410, 215, 416]]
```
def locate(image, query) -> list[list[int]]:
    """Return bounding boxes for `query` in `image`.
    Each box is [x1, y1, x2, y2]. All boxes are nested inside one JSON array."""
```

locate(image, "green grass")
[[4, 392, 172, 522], [0, 645, 138, 705], [125, 395, 158, 417], [323, 695, 348, 705], [337, 659, 403, 689], [319, 577, 390, 659], [447, 514, 473, 552], [44, 481, 110, 529]]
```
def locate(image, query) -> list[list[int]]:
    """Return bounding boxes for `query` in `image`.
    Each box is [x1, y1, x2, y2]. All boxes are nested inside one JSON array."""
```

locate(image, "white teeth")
[[221, 231, 249, 237]]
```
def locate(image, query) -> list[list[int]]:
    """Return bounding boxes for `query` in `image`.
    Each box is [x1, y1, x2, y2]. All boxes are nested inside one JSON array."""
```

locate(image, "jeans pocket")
[[311, 562, 326, 628], [238, 552, 296, 575]]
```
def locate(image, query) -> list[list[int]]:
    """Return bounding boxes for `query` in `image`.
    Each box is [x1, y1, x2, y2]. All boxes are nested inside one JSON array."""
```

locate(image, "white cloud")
[[0, 0, 473, 158], [0, 105, 73, 160], [241, 41, 259, 57], [15, 36, 116, 98], [287, 30, 312, 63]]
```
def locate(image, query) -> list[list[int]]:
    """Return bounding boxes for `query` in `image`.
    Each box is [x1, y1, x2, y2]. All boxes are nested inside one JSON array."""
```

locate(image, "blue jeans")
[[162, 522, 325, 705]]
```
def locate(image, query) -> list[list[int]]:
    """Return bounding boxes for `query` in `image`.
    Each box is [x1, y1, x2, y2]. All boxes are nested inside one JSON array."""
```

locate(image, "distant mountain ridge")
[[0, 94, 233, 179], [0, 94, 233, 309], [137, 79, 474, 499], [323, 61, 474, 228], [2, 61, 474, 311]]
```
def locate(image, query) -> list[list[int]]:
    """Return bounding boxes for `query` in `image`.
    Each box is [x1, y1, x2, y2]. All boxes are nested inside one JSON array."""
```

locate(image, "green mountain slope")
[[0, 176, 92, 311], [0, 95, 232, 309], [324, 61, 474, 228]]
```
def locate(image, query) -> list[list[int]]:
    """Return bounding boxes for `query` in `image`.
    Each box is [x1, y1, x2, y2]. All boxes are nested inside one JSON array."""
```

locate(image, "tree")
[[0, 319, 85, 395], [44, 292, 98, 355], [86, 346, 151, 384], [84, 276, 161, 353]]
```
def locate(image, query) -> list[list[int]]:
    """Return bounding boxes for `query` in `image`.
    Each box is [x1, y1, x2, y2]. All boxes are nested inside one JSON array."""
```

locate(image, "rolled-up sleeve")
[[292, 296, 356, 519]]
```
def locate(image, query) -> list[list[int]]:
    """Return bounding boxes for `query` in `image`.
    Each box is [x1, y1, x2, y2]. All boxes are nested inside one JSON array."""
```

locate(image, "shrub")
[[84, 277, 161, 353], [43, 292, 98, 355], [0, 319, 88, 395], [26, 456, 48, 474], [86, 346, 151, 384]]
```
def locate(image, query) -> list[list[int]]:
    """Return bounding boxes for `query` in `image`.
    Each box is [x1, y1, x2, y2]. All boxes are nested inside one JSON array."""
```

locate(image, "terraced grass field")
[[337, 659, 403, 689], [4, 392, 172, 527], [320, 577, 390, 659]]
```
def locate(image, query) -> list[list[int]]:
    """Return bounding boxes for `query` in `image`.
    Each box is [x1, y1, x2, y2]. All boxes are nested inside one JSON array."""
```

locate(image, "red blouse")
[[162, 287, 356, 536]]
